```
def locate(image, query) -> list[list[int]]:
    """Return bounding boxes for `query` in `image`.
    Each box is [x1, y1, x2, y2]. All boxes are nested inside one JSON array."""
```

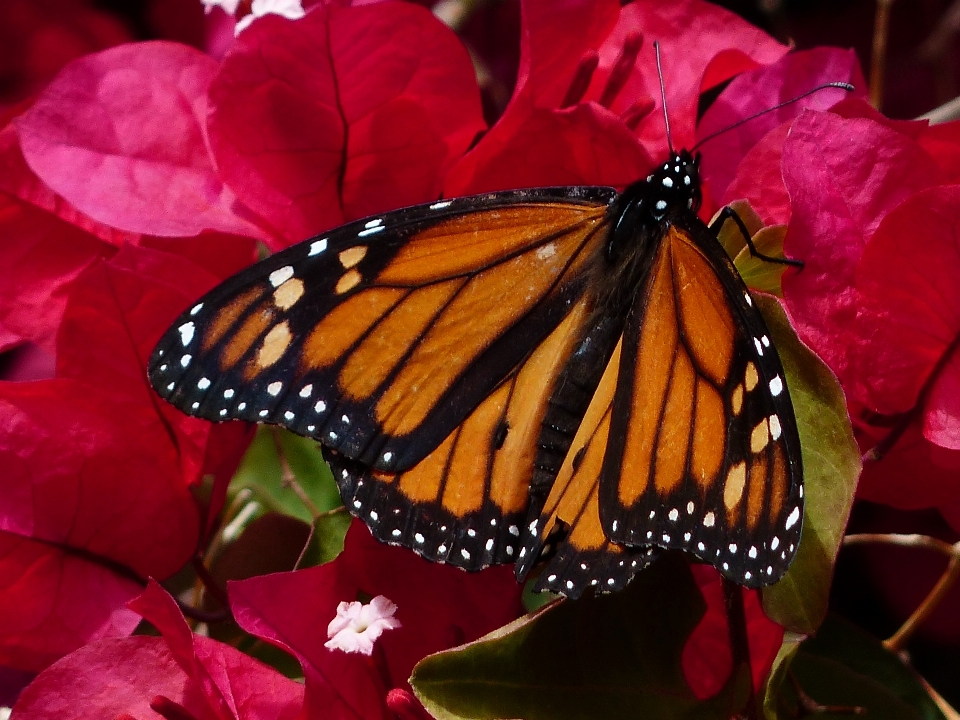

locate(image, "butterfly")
[[148, 148, 804, 599]]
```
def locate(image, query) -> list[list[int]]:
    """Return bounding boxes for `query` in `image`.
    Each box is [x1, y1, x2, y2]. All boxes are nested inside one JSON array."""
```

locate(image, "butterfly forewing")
[[598, 217, 803, 587], [149, 188, 617, 475]]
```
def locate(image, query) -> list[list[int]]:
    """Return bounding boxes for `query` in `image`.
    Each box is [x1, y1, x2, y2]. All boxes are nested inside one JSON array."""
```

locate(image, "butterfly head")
[[643, 149, 702, 220]]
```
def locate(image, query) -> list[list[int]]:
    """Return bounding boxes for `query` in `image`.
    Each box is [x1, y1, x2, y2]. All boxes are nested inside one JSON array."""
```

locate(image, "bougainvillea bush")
[[2, 0, 958, 718]]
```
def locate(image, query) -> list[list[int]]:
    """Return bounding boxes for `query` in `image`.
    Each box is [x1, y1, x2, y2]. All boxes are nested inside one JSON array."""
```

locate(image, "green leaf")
[[777, 615, 947, 720], [231, 427, 340, 523], [412, 553, 750, 720], [756, 296, 861, 633], [762, 633, 803, 720], [311, 509, 352, 565]]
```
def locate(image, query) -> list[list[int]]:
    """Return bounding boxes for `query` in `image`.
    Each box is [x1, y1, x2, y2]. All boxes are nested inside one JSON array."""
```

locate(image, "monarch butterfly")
[[148, 135, 805, 597]]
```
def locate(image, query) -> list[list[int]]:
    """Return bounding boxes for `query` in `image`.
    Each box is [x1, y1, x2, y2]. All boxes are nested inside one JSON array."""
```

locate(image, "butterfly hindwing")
[[149, 188, 617, 475], [329, 298, 597, 571], [515, 335, 662, 596], [598, 215, 803, 588]]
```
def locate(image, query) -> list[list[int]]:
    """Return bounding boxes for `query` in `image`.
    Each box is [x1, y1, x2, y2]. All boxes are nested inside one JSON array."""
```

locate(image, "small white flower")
[[201, 0, 240, 14], [325, 595, 401, 655], [235, 0, 306, 34]]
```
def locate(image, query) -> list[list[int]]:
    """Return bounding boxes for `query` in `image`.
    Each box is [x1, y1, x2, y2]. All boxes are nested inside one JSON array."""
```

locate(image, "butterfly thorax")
[[597, 150, 702, 314]]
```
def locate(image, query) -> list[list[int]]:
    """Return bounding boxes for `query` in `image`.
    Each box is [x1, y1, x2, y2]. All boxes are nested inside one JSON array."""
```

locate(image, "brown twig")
[[916, 673, 960, 720], [870, 0, 894, 110], [271, 428, 322, 518], [789, 671, 866, 715], [843, 533, 960, 653]]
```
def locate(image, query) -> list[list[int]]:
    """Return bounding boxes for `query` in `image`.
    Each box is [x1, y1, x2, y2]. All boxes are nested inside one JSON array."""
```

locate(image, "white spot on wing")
[[197, 377, 210, 390], [770, 414, 782, 440], [703, 512, 715, 527], [267, 381, 283, 396], [364, 218, 383, 229], [190, 303, 203, 315], [770, 376, 783, 397], [178, 322, 195, 346], [358, 225, 384, 238], [785, 506, 800, 530], [299, 384, 313, 398], [269, 266, 294, 288], [180, 354, 192, 368], [430, 200, 452, 210], [308, 239, 328, 256]]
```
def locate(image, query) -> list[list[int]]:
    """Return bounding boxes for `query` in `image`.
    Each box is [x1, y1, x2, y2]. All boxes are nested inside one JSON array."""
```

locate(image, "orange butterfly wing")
[[150, 189, 615, 476], [518, 212, 802, 595]]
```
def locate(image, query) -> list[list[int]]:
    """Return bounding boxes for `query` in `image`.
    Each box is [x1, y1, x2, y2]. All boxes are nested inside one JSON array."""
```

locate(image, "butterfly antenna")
[[654, 41, 674, 154], [692, 82, 855, 152]]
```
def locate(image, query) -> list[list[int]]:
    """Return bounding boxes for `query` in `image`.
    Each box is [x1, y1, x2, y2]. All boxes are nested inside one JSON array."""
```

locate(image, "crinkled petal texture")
[[445, 0, 786, 197], [701, 46, 865, 210], [853, 186, 960, 447], [13, 581, 303, 720], [776, 103, 960, 510], [230, 521, 523, 720], [781, 110, 942, 387], [16, 41, 265, 240], [208, 2, 485, 247], [0, 242, 253, 672]]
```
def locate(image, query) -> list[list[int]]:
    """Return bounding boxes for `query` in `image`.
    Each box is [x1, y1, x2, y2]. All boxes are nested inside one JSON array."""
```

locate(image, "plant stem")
[[843, 533, 960, 653], [870, 0, 894, 110]]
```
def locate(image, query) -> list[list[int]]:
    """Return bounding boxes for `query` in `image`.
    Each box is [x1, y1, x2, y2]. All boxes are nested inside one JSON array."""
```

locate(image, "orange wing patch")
[[596, 224, 800, 588], [332, 296, 594, 570]]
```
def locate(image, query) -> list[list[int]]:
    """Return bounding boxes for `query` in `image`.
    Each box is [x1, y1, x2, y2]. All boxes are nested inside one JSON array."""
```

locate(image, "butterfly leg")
[[709, 206, 804, 269]]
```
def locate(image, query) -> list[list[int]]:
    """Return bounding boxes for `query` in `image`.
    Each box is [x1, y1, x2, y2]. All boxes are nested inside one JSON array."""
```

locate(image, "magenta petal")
[[16, 41, 265, 239], [780, 110, 941, 384], [0, 532, 141, 671], [231, 563, 387, 720], [699, 47, 864, 202], [128, 581, 304, 720], [925, 352, 960, 450], [622, 0, 787, 159], [0, 194, 114, 354], [853, 186, 960, 447], [11, 637, 189, 719], [445, 103, 652, 195], [209, 4, 484, 247]]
